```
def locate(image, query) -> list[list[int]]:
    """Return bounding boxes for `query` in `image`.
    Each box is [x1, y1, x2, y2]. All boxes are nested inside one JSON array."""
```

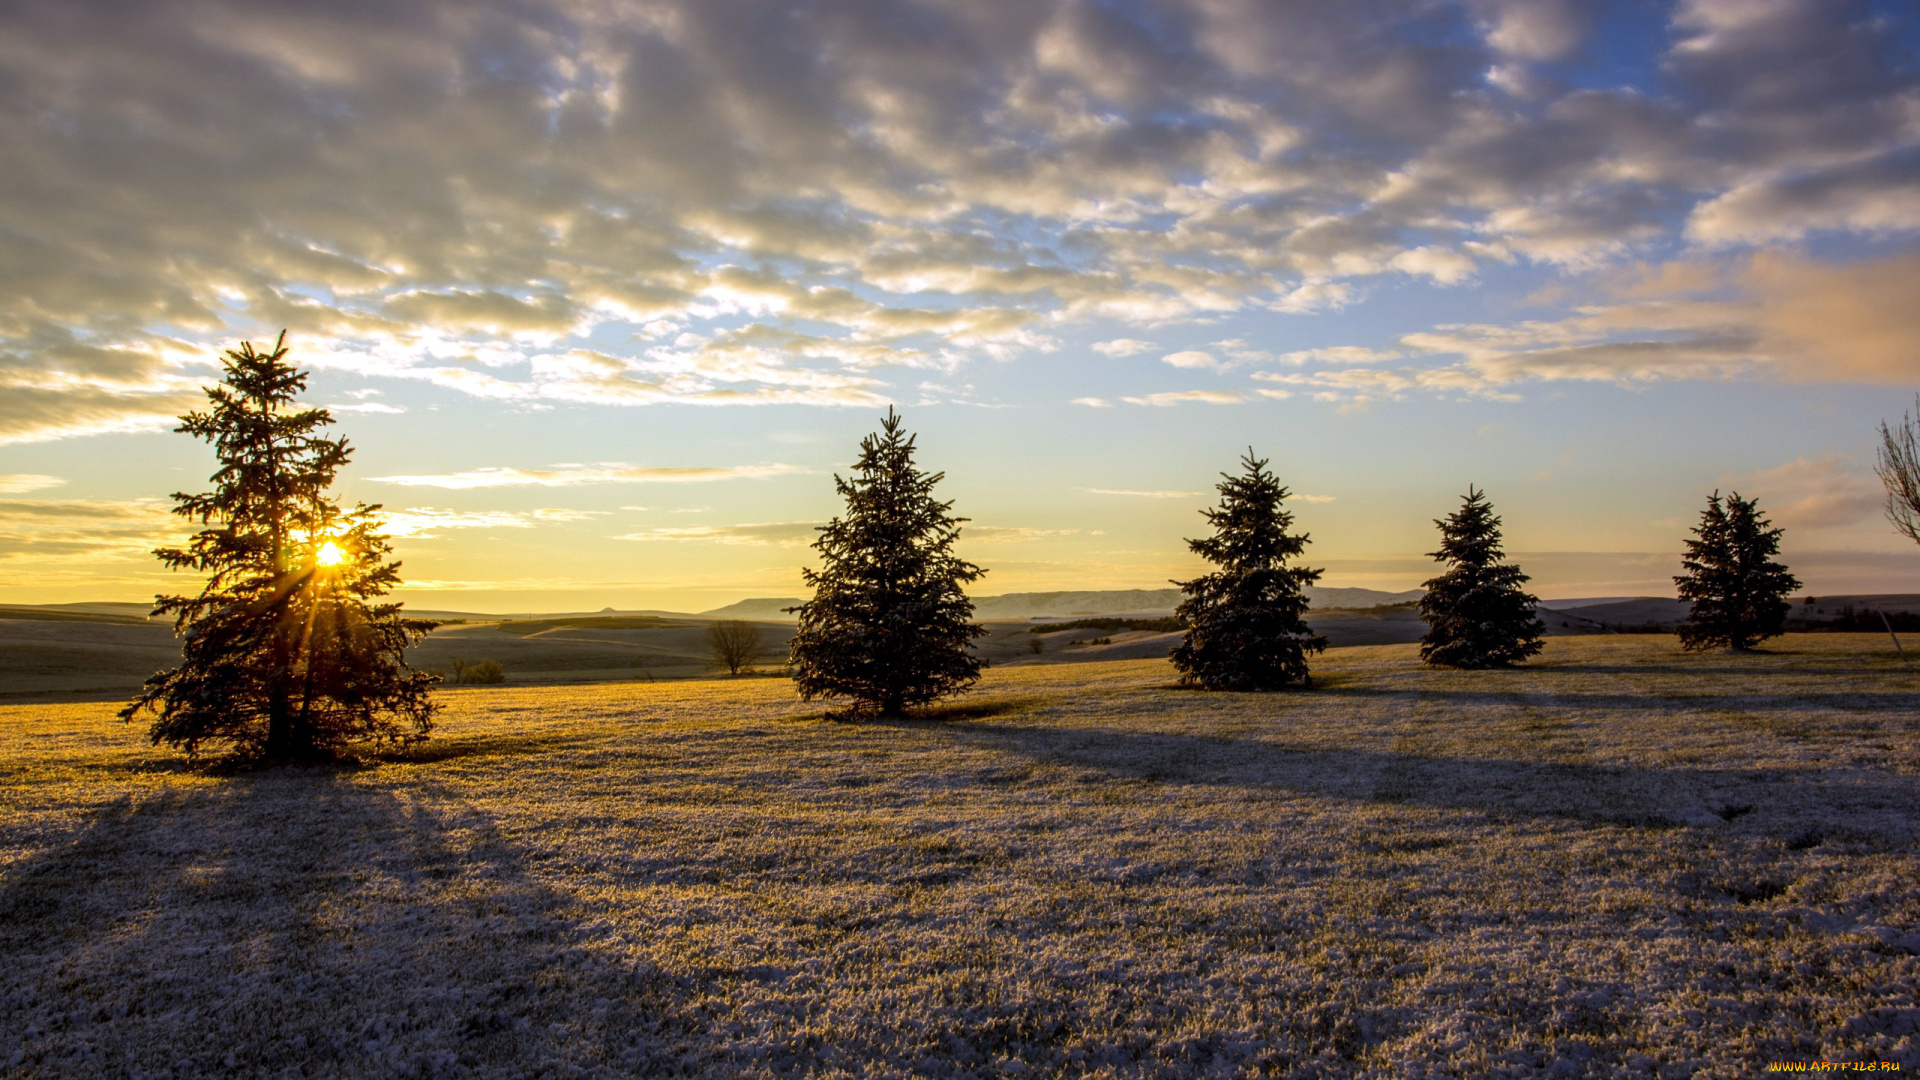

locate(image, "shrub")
[[449, 659, 506, 685], [1028, 617, 1184, 635]]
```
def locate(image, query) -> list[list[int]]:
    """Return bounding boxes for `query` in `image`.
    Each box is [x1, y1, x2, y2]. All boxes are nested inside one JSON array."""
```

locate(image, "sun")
[[316, 540, 346, 567]]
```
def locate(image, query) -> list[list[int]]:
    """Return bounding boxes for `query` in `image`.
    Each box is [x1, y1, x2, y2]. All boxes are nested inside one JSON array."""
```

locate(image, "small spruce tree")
[[787, 409, 986, 716], [1418, 486, 1545, 668], [1171, 450, 1325, 690], [121, 333, 438, 761], [1674, 490, 1800, 651]]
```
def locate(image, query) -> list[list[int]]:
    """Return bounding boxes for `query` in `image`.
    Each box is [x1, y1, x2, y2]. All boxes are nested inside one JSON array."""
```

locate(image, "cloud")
[[369, 463, 808, 489], [1253, 368, 1419, 403], [1734, 454, 1883, 530], [612, 522, 821, 546], [1086, 488, 1201, 499], [0, 497, 180, 567], [1275, 346, 1403, 366], [1271, 281, 1356, 314], [1390, 246, 1479, 285], [1688, 158, 1920, 246], [1121, 390, 1245, 406], [963, 526, 1081, 542], [1070, 397, 1112, 407], [1254, 249, 1920, 402], [1475, 0, 1587, 61], [0, 475, 64, 494], [378, 507, 604, 538], [1743, 252, 1920, 384], [0, 0, 1916, 444], [1160, 350, 1219, 370]]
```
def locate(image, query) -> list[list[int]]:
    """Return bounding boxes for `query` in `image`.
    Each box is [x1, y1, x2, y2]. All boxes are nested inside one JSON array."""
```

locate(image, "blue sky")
[[1, 0, 1917, 611]]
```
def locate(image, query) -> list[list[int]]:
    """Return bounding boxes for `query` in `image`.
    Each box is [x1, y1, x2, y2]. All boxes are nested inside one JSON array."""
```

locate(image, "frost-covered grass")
[[2, 634, 1917, 1079]]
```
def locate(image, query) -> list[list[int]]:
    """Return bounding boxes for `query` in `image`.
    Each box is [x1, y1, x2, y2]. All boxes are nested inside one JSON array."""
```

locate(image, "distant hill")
[[1537, 596, 1643, 610], [697, 598, 804, 620], [1559, 598, 1692, 629], [698, 586, 1423, 622], [1541, 594, 1920, 631]]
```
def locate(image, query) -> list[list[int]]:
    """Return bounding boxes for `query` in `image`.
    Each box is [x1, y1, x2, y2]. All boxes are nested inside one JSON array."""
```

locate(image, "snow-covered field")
[[2, 635, 1916, 1078]]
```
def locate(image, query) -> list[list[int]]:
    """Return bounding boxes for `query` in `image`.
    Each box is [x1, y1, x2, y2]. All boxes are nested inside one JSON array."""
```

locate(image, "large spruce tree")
[[787, 409, 986, 716], [1171, 450, 1325, 690], [121, 333, 438, 761], [1674, 491, 1800, 651], [1418, 486, 1545, 668]]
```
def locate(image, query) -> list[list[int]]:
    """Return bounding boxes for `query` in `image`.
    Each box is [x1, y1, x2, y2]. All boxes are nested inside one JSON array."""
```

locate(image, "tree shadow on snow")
[[0, 772, 709, 1078], [1299, 683, 1920, 715], [943, 722, 1920, 840]]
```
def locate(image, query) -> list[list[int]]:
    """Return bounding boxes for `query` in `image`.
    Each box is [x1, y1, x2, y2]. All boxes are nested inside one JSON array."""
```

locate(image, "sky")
[[2, 0, 1918, 613]]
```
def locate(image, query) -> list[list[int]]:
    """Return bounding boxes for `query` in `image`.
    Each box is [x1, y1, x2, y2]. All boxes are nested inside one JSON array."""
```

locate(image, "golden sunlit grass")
[[2, 635, 1917, 1077]]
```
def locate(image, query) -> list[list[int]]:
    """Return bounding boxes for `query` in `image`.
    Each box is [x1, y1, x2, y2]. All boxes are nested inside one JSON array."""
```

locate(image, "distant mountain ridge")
[[698, 586, 1424, 621]]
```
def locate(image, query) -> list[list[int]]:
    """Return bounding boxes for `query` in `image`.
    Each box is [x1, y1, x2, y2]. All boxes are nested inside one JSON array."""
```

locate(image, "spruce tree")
[[787, 409, 986, 716], [1171, 450, 1325, 690], [121, 333, 438, 761], [1418, 486, 1544, 668], [1674, 491, 1800, 651]]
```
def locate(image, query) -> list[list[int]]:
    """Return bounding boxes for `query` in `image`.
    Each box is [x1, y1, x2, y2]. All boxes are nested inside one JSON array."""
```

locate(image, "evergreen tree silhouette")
[[788, 409, 985, 715], [1171, 450, 1325, 690], [121, 333, 437, 761], [1418, 486, 1545, 668], [1674, 491, 1799, 651]]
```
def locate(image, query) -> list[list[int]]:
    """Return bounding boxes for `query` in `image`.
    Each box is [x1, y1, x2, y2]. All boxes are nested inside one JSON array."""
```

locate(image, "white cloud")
[[1476, 0, 1586, 61], [1275, 346, 1403, 366], [1390, 246, 1479, 285], [369, 463, 808, 489], [1091, 339, 1155, 357], [1160, 350, 1219, 370], [378, 508, 604, 538], [0, 475, 64, 494], [1121, 390, 1245, 406], [1271, 281, 1356, 314]]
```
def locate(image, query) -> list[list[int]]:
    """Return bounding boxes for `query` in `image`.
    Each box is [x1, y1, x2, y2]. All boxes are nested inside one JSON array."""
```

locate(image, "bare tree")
[[705, 620, 766, 676], [1878, 397, 1920, 545]]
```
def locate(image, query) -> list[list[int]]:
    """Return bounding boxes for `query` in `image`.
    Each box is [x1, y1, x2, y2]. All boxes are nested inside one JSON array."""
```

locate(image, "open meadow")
[[3, 635, 1917, 1078]]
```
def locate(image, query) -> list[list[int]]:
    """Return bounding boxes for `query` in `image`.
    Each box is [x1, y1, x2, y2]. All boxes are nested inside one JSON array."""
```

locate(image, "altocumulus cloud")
[[0, 0, 1917, 443]]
